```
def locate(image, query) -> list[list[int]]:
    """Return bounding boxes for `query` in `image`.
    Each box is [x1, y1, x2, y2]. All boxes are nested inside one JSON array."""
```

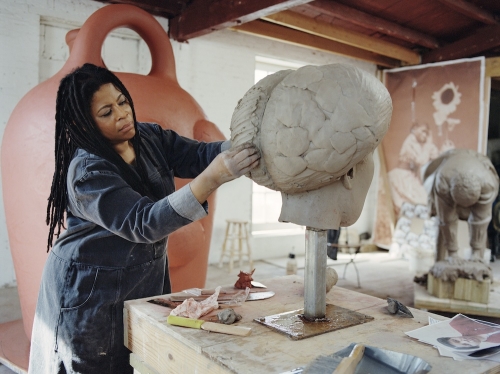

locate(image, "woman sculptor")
[[28, 63, 259, 373]]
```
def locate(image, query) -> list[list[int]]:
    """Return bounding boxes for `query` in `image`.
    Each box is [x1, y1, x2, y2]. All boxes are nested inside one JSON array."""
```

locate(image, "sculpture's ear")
[[341, 166, 355, 190]]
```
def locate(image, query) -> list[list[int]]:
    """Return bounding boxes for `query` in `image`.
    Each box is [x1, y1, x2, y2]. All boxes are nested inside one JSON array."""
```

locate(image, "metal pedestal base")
[[254, 304, 374, 340]]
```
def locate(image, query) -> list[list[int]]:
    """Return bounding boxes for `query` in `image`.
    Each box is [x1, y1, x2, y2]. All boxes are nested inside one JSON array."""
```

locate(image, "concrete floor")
[[2, 250, 500, 373]]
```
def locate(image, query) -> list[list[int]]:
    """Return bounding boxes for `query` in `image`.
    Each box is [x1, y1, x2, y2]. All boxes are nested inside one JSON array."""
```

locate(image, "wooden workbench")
[[124, 275, 500, 374]]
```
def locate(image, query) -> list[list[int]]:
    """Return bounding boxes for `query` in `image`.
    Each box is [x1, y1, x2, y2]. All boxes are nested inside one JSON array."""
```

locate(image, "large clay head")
[[231, 64, 392, 229]]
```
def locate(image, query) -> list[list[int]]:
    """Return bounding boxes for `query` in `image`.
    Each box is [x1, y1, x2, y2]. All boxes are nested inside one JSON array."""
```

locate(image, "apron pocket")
[[55, 265, 117, 359]]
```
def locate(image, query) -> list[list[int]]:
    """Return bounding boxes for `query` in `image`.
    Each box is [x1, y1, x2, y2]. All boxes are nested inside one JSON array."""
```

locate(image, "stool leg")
[[229, 224, 235, 273], [352, 261, 361, 288], [238, 223, 244, 269], [342, 261, 349, 279], [244, 222, 253, 270], [219, 222, 231, 269]]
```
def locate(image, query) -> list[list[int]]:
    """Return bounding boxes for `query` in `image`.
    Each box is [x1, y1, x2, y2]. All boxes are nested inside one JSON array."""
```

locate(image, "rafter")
[[231, 20, 400, 68], [94, 0, 187, 18], [303, 0, 439, 50], [262, 10, 420, 64], [435, 0, 499, 25], [486, 57, 500, 77], [423, 24, 500, 63], [169, 0, 313, 42]]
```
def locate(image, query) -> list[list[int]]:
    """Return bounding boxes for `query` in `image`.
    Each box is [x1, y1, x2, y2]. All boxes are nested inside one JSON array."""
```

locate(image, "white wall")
[[0, 0, 378, 287]]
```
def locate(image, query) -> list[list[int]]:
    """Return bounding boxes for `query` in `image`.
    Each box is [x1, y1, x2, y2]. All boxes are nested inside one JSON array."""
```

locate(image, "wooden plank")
[[303, 0, 440, 49], [482, 76, 491, 153], [93, 0, 186, 19], [372, 144, 396, 248], [486, 57, 500, 77], [262, 10, 420, 64], [169, 0, 313, 41], [427, 274, 490, 304], [125, 299, 231, 374], [415, 282, 500, 317], [427, 274, 455, 299], [130, 353, 161, 374], [454, 278, 490, 304], [435, 0, 499, 25], [422, 24, 500, 63], [231, 20, 401, 68], [126, 276, 500, 374]]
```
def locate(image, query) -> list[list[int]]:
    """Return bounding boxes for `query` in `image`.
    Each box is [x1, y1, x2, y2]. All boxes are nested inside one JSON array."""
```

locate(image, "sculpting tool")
[[332, 344, 364, 374], [167, 315, 251, 336], [169, 290, 275, 302]]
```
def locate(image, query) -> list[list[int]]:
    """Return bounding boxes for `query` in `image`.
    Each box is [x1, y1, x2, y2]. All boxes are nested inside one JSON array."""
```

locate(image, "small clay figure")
[[234, 269, 255, 289], [423, 149, 500, 261]]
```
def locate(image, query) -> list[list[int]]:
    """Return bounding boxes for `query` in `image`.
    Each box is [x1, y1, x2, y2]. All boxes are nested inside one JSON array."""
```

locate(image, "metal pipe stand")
[[254, 226, 374, 339], [304, 227, 327, 319]]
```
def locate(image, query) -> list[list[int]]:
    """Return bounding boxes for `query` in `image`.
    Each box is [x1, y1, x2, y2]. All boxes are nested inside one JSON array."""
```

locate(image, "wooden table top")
[[124, 275, 500, 374]]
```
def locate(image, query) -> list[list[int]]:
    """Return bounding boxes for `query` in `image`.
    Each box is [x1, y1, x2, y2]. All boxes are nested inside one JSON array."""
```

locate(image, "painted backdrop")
[[373, 57, 486, 246]]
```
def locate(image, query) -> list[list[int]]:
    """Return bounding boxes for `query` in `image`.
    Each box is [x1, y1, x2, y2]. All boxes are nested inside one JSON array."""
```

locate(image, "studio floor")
[[1, 250, 500, 373]]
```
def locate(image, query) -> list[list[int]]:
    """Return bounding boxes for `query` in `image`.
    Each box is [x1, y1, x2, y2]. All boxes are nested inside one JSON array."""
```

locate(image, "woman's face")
[[91, 83, 135, 145]]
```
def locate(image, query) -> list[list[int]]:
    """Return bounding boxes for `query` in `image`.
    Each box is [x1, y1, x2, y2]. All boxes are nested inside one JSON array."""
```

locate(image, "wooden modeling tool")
[[167, 315, 251, 336], [332, 344, 364, 374]]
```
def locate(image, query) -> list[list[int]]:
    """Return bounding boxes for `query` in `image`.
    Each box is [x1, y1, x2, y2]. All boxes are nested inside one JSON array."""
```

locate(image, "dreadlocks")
[[46, 63, 152, 251]]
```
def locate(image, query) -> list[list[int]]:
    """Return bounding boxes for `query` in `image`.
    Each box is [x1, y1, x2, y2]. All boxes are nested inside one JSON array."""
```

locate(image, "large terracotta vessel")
[[1, 4, 224, 340]]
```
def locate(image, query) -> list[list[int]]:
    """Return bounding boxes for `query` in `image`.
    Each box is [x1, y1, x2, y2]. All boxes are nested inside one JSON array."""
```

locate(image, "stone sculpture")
[[423, 148, 500, 262], [230, 64, 392, 229]]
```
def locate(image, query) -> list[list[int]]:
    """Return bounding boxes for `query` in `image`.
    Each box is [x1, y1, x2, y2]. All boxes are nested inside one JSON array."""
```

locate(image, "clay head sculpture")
[[231, 64, 392, 229]]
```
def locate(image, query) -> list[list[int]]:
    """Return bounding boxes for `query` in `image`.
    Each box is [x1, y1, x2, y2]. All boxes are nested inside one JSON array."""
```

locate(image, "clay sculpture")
[[230, 64, 392, 229], [423, 148, 500, 261]]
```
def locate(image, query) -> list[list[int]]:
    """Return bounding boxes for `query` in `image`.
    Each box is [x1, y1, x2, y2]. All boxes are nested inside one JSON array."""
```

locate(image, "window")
[[252, 57, 306, 235]]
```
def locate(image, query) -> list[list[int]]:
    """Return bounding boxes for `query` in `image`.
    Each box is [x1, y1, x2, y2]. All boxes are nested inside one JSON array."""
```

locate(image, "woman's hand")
[[217, 143, 260, 183], [190, 143, 260, 203]]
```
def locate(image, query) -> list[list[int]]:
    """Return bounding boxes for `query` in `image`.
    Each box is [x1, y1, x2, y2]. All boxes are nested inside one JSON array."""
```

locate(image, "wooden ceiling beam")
[[422, 24, 500, 63], [486, 57, 500, 77], [262, 10, 420, 64], [169, 0, 313, 42], [304, 0, 439, 50], [231, 20, 401, 68], [94, 0, 186, 18], [435, 0, 499, 25]]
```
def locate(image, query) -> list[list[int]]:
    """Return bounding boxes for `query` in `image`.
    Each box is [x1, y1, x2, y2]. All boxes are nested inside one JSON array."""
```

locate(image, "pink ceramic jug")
[[2, 4, 224, 340]]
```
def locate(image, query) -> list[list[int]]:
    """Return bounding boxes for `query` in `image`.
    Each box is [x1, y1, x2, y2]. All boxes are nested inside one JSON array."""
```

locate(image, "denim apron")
[[29, 241, 166, 373]]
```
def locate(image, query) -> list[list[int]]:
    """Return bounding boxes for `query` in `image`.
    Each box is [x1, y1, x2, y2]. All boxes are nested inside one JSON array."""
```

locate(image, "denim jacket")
[[52, 122, 225, 267]]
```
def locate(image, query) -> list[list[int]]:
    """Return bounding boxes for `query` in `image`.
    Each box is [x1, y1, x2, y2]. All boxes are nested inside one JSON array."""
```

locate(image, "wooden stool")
[[219, 219, 253, 272]]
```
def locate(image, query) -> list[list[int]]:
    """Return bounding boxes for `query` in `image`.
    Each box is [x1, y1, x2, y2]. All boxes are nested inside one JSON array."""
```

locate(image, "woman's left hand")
[[218, 143, 260, 183], [189, 142, 260, 203]]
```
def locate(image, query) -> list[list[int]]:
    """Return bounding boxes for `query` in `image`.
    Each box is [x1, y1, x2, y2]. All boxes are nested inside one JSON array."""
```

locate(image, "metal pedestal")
[[304, 227, 327, 319]]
